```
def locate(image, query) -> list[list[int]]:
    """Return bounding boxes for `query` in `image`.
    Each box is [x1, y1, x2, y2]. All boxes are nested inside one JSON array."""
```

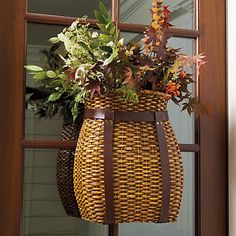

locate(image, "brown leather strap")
[[84, 108, 170, 224], [84, 109, 168, 122], [154, 111, 170, 223], [103, 110, 115, 224]]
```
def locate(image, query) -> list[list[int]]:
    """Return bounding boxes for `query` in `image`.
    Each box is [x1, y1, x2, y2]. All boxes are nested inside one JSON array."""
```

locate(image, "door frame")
[[198, 0, 227, 235], [0, 0, 227, 235]]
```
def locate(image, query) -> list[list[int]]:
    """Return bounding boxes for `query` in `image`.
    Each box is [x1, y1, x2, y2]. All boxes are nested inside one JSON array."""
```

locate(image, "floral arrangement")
[[26, 0, 206, 122]]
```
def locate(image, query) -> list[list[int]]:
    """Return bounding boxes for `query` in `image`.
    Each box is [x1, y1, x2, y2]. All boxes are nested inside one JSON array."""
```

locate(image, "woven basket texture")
[[74, 90, 183, 224], [56, 122, 81, 217]]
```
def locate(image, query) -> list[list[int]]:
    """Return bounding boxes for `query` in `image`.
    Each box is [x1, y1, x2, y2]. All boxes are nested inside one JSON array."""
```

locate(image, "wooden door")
[[0, 0, 227, 235]]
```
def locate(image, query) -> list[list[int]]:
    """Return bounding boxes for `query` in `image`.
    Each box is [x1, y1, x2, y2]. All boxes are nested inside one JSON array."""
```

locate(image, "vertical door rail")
[[109, 1, 120, 235]]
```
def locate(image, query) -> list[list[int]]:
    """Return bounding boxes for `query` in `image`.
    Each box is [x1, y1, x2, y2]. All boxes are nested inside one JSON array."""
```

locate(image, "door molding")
[[0, 0, 227, 235], [198, 0, 227, 235], [0, 0, 25, 235]]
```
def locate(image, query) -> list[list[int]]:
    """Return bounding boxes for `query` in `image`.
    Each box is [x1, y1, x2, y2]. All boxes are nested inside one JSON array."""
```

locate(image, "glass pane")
[[119, 153, 195, 236], [27, 0, 111, 18], [120, 32, 196, 144], [25, 23, 65, 140], [120, 0, 195, 29], [24, 149, 107, 236], [167, 37, 196, 144]]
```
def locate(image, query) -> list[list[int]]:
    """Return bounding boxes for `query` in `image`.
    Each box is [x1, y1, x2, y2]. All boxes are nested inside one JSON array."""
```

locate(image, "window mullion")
[[112, 0, 120, 29]]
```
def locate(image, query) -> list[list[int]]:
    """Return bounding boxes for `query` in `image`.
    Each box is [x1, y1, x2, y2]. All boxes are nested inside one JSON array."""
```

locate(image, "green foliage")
[[33, 71, 46, 80], [25, 2, 119, 121], [25, 65, 44, 72], [48, 37, 60, 44], [95, 2, 118, 44], [25, 0, 206, 119], [119, 86, 139, 103], [46, 70, 57, 78]]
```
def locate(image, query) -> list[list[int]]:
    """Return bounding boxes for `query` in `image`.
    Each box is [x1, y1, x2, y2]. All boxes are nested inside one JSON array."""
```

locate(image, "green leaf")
[[48, 37, 60, 44], [105, 22, 114, 31], [120, 86, 139, 103], [99, 34, 113, 43], [62, 81, 70, 90], [49, 79, 62, 87], [169, 59, 179, 74], [78, 41, 94, 58], [99, 45, 113, 53], [75, 93, 83, 103], [94, 10, 106, 24], [58, 73, 67, 80], [25, 65, 44, 72], [78, 41, 90, 50], [104, 48, 118, 65], [99, 1, 109, 19], [33, 71, 46, 80], [48, 92, 64, 102], [97, 23, 108, 33], [46, 70, 57, 78], [110, 27, 116, 35], [71, 103, 78, 122], [90, 40, 100, 49]]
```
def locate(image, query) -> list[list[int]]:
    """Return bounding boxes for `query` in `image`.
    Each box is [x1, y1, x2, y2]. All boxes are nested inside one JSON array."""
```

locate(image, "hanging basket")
[[73, 90, 183, 224], [56, 121, 82, 217]]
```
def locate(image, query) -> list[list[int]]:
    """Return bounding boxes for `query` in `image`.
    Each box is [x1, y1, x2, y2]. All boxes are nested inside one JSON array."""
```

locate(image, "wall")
[[228, 0, 236, 235]]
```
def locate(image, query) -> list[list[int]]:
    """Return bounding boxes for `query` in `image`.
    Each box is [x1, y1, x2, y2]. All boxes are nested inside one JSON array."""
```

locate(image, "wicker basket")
[[56, 122, 81, 217], [73, 90, 183, 224]]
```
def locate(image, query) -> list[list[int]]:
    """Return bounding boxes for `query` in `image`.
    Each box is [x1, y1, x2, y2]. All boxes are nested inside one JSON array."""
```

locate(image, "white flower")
[[57, 32, 66, 42], [70, 20, 80, 30], [117, 38, 124, 47], [92, 32, 99, 38], [107, 41, 114, 47], [75, 64, 93, 82]]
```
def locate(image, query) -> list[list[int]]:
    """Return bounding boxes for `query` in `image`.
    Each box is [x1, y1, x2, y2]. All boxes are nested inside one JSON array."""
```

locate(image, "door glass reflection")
[[27, 0, 111, 18], [120, 0, 195, 29], [25, 23, 65, 140], [24, 149, 107, 236]]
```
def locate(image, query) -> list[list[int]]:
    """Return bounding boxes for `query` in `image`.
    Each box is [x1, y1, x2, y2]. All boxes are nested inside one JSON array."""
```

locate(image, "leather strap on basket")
[[84, 108, 171, 224], [154, 111, 170, 223], [103, 110, 115, 224]]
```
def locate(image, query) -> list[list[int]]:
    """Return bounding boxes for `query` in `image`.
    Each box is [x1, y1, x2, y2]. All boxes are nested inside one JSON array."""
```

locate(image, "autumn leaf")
[[163, 6, 172, 18], [87, 80, 102, 99], [179, 71, 187, 78], [192, 53, 207, 73], [143, 27, 157, 45], [153, 14, 162, 21], [123, 67, 134, 86], [152, 46, 172, 60], [163, 20, 173, 29], [152, 21, 161, 30], [163, 6, 173, 28], [181, 97, 211, 116], [178, 53, 207, 73], [165, 81, 180, 96], [64, 68, 76, 81]]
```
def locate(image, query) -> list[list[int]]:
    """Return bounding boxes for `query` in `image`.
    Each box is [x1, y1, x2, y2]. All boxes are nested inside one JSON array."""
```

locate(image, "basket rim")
[[138, 89, 171, 98], [97, 89, 172, 100]]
